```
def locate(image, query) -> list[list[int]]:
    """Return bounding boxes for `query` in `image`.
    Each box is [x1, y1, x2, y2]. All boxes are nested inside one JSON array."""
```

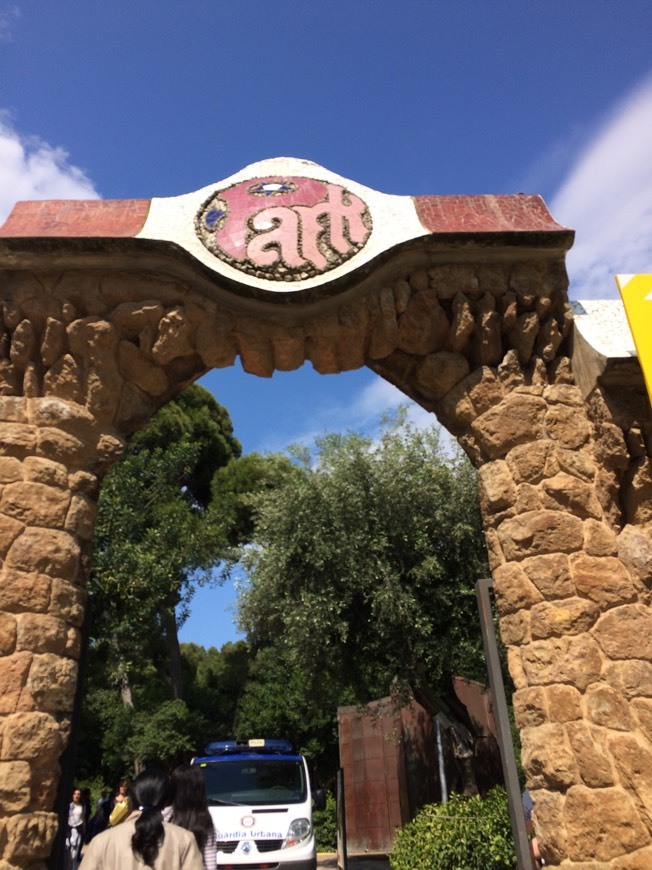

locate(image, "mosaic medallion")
[[196, 176, 372, 281]]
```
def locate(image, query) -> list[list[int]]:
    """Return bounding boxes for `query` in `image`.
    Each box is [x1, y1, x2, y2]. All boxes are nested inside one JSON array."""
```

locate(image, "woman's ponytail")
[[130, 770, 171, 867]]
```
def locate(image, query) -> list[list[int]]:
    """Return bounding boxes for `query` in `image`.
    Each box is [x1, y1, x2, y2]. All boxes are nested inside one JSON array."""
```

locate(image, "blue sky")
[[2, 1, 652, 649]]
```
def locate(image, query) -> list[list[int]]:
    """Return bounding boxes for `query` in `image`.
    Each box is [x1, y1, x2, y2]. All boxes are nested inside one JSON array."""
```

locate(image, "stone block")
[[566, 721, 615, 787], [604, 661, 652, 700], [2, 811, 59, 861], [415, 352, 469, 401], [22, 457, 67, 488], [150, 306, 195, 364], [0, 458, 22, 483], [472, 393, 547, 459], [570, 554, 637, 608], [545, 684, 582, 722], [530, 597, 599, 639], [67, 470, 98, 496], [506, 440, 554, 484], [0, 612, 16, 655], [49, 579, 87, 627], [36, 426, 87, 464], [40, 316, 66, 367], [499, 610, 530, 645], [109, 300, 165, 338], [0, 481, 71, 528], [522, 635, 603, 691], [521, 723, 577, 789], [542, 384, 583, 406], [0, 569, 51, 614], [617, 524, 652, 582], [397, 289, 449, 355], [64, 492, 97, 541], [0, 397, 28, 423], [0, 761, 31, 813], [0, 423, 37, 456], [585, 684, 633, 730], [584, 518, 617, 557], [513, 482, 543, 513], [1, 712, 61, 764], [497, 510, 584, 561], [529, 788, 567, 867], [42, 353, 84, 404], [6, 528, 80, 580], [513, 686, 547, 728], [118, 339, 169, 396], [544, 404, 592, 449], [609, 735, 652, 826], [632, 700, 652, 742], [478, 461, 517, 512], [0, 514, 24, 558], [26, 654, 78, 713], [30, 764, 60, 811], [0, 652, 34, 715], [30, 396, 96, 432], [541, 471, 602, 519], [624, 458, 652, 525], [612, 845, 652, 869], [446, 293, 474, 352], [593, 605, 652, 661], [551, 447, 596, 482], [493, 562, 543, 613], [564, 785, 650, 862], [521, 553, 575, 599], [16, 614, 68, 656]]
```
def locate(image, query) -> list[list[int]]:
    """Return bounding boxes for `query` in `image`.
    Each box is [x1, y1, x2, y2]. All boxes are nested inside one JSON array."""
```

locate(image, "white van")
[[192, 739, 324, 870]]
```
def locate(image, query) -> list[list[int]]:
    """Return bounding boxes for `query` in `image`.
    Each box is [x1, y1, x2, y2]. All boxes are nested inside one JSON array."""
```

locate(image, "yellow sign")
[[616, 274, 652, 404]]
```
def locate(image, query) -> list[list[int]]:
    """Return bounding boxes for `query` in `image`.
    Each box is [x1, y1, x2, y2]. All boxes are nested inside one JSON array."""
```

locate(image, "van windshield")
[[198, 757, 307, 806]]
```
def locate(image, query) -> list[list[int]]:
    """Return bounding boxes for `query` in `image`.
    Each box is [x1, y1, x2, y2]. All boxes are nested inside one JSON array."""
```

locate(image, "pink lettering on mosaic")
[[196, 176, 372, 282]]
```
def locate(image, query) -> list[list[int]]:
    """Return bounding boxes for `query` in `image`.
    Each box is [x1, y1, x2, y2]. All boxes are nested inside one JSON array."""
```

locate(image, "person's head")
[[131, 769, 172, 867], [170, 764, 214, 852], [72, 788, 82, 804], [117, 779, 130, 796]]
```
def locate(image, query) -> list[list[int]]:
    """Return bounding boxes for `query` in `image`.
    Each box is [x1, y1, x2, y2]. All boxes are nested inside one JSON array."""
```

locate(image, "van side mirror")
[[312, 788, 326, 812]]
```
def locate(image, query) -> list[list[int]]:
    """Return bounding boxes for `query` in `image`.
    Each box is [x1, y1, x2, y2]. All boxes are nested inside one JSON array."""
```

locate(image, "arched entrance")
[[0, 158, 650, 868]]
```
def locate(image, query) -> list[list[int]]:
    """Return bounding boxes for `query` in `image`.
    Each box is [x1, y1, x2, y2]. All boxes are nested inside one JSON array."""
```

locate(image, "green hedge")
[[390, 787, 516, 870], [313, 791, 337, 852]]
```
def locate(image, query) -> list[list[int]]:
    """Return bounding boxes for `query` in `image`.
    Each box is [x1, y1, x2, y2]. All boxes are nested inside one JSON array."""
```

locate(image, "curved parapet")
[[0, 156, 572, 304]]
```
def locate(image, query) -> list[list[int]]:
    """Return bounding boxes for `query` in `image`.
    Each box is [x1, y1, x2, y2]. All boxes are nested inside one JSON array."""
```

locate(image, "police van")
[[192, 738, 325, 870]]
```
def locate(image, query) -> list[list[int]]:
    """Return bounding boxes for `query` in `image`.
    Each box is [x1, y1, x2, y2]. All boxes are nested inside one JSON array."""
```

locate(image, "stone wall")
[[0, 248, 650, 867]]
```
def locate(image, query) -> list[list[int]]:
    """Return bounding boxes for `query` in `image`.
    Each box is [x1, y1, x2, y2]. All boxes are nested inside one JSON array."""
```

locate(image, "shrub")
[[313, 791, 337, 852], [390, 786, 516, 870]]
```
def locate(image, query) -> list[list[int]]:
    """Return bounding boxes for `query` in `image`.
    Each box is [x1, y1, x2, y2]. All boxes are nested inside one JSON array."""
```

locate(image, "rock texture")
[[0, 249, 650, 869]]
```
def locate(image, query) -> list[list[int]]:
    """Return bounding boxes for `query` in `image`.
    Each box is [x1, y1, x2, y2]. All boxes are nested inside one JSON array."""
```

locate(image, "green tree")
[[231, 413, 490, 785], [87, 385, 241, 735], [236, 413, 489, 703]]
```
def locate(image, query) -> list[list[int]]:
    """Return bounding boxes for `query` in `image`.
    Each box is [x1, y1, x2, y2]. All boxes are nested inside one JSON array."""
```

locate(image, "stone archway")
[[0, 158, 650, 868]]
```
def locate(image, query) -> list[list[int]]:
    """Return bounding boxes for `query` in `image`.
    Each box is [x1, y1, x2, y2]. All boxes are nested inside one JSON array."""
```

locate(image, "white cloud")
[[0, 115, 99, 224], [551, 73, 652, 300], [0, 4, 19, 41]]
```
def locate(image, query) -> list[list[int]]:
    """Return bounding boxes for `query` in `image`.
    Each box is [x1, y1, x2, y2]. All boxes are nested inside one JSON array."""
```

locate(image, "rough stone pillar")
[[0, 395, 124, 866]]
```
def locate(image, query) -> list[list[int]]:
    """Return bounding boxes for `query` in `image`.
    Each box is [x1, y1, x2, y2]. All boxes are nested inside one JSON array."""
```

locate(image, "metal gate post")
[[476, 577, 532, 870]]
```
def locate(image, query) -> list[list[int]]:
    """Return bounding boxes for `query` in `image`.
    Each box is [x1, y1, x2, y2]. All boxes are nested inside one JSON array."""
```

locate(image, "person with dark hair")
[[81, 769, 203, 869], [66, 787, 85, 866], [109, 779, 132, 826], [165, 764, 218, 870]]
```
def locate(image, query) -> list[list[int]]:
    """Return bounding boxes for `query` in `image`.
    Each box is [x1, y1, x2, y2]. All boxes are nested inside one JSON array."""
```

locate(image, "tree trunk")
[[163, 607, 185, 701]]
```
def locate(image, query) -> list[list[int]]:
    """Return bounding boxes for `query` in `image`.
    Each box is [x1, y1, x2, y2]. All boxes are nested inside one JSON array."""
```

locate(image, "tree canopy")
[[235, 413, 490, 712]]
